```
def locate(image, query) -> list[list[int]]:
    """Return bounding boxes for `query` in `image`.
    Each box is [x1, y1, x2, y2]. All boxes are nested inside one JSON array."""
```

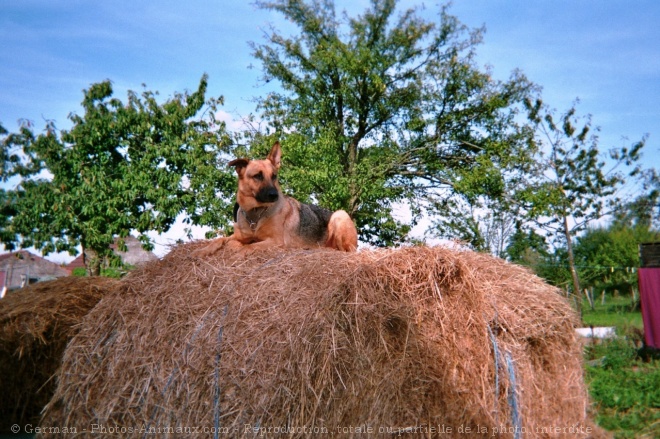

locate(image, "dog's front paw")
[[192, 237, 228, 258]]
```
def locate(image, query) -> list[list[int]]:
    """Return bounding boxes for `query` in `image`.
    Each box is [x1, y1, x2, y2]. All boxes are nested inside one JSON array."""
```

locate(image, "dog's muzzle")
[[256, 186, 279, 203]]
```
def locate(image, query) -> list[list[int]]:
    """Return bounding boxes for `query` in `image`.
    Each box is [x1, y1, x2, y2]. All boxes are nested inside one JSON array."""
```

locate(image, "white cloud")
[[145, 218, 212, 258]]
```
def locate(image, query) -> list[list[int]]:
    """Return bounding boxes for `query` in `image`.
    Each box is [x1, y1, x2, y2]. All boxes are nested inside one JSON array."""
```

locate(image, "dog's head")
[[229, 142, 282, 210]]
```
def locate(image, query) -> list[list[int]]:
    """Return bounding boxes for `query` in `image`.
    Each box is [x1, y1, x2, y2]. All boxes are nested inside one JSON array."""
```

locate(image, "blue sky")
[[1, 0, 659, 259]]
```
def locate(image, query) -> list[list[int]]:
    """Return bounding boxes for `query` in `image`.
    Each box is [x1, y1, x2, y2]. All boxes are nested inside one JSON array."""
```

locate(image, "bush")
[[586, 339, 660, 438], [71, 265, 133, 278], [72, 267, 87, 277]]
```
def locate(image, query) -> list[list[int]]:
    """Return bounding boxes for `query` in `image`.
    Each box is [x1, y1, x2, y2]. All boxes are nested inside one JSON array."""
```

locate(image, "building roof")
[[67, 236, 158, 270], [640, 242, 660, 268], [110, 236, 159, 266], [0, 250, 71, 289], [67, 254, 86, 271]]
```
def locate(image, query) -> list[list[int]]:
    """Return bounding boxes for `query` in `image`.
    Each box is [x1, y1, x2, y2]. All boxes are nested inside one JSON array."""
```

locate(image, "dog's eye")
[[272, 174, 277, 181], [252, 172, 264, 181]]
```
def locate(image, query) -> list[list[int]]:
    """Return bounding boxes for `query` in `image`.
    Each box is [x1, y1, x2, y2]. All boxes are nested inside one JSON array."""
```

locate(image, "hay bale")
[[42, 244, 606, 437], [0, 276, 119, 432]]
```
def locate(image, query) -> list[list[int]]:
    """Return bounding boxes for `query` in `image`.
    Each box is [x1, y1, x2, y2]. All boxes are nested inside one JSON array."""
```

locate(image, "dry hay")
[[41, 244, 606, 438], [0, 276, 119, 432]]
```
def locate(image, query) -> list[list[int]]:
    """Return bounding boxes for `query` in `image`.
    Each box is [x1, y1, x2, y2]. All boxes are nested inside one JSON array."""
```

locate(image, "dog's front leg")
[[237, 238, 283, 255], [192, 235, 242, 257]]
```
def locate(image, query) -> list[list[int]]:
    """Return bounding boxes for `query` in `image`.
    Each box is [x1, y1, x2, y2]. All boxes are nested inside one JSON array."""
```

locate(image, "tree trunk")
[[346, 137, 360, 217], [83, 246, 101, 277], [563, 215, 582, 316], [586, 287, 595, 311]]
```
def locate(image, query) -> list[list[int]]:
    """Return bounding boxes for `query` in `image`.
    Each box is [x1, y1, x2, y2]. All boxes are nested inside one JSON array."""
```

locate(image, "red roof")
[[0, 250, 71, 288], [67, 254, 86, 270], [66, 236, 158, 271]]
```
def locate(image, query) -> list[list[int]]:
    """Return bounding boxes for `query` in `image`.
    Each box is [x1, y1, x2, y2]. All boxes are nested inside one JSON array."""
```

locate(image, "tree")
[[572, 193, 660, 295], [616, 168, 660, 229], [506, 225, 549, 268], [480, 209, 519, 258], [518, 98, 646, 312], [573, 223, 658, 296], [249, 0, 535, 246], [1, 76, 234, 275]]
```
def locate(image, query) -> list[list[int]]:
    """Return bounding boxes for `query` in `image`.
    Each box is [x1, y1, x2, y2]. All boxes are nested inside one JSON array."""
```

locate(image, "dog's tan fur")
[[194, 142, 358, 256]]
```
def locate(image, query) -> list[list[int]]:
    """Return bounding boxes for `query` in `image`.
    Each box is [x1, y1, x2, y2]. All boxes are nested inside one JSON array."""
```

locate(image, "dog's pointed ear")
[[228, 158, 249, 176], [267, 142, 282, 170]]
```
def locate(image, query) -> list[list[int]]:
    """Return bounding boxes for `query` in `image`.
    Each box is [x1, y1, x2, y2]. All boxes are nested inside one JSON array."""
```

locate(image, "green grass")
[[578, 294, 660, 437], [71, 265, 132, 278], [581, 295, 643, 331], [585, 340, 660, 438]]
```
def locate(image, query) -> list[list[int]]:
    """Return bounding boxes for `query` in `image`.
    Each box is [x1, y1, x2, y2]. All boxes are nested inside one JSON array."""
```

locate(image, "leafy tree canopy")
[[506, 225, 549, 266], [573, 223, 659, 295], [514, 98, 646, 311], [249, 0, 536, 246], [1, 75, 235, 274]]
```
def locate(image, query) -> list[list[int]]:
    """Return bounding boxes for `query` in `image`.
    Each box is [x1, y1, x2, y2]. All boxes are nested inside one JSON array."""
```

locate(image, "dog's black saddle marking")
[[233, 202, 240, 222], [234, 200, 331, 243], [298, 203, 332, 242]]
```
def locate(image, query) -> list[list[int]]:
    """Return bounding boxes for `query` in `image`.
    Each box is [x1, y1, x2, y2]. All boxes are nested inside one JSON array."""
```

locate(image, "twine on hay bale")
[[42, 244, 607, 438], [0, 276, 119, 432]]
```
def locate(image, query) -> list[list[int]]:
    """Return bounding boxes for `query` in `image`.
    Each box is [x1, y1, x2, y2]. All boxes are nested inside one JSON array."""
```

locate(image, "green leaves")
[[1, 75, 235, 274], [520, 99, 645, 240], [251, 0, 535, 246], [505, 99, 649, 309]]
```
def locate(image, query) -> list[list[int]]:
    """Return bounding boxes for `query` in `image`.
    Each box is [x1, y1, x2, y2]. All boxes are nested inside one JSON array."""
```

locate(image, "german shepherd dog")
[[194, 142, 358, 256]]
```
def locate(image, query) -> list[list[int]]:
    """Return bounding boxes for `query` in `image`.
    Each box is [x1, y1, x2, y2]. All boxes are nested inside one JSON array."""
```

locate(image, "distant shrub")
[[72, 267, 87, 277], [586, 339, 660, 438], [70, 265, 134, 278]]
